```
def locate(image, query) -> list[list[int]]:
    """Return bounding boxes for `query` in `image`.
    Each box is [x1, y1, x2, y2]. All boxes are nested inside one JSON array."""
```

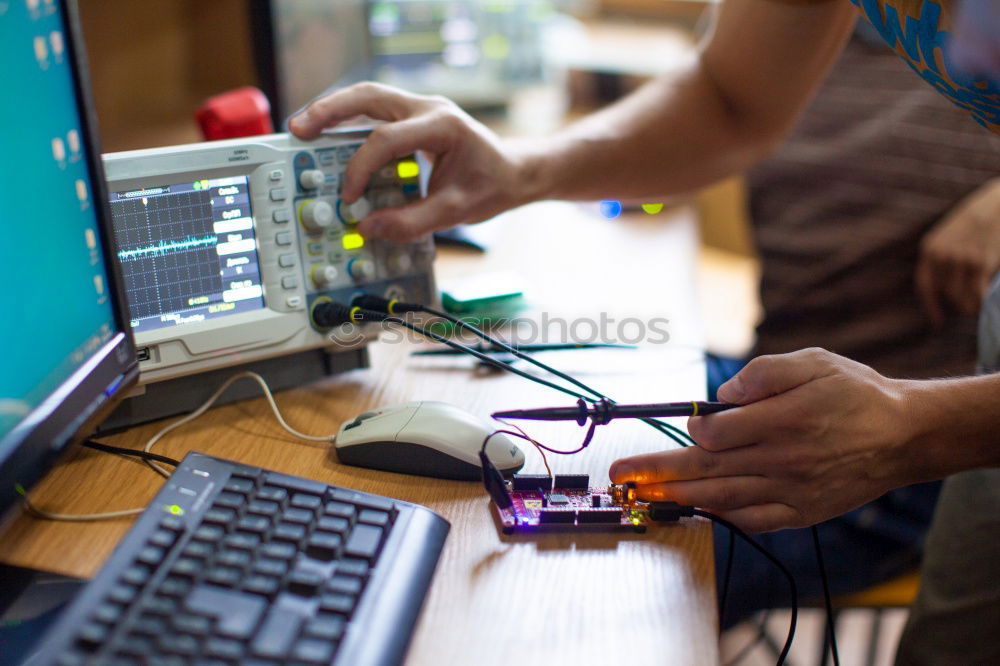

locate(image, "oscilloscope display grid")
[[110, 177, 265, 331]]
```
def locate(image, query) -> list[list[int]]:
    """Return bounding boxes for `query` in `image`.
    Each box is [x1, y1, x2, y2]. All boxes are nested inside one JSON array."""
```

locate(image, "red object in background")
[[195, 86, 274, 141]]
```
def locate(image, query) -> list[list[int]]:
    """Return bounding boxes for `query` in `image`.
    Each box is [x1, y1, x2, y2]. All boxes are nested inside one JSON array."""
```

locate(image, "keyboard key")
[[158, 515, 185, 532], [250, 607, 304, 658], [247, 499, 280, 516], [290, 493, 323, 511], [170, 557, 201, 578], [304, 613, 345, 640], [158, 576, 191, 598], [324, 501, 356, 521], [238, 515, 271, 534], [108, 583, 138, 604], [213, 491, 246, 510], [331, 488, 394, 513], [306, 532, 342, 561], [344, 524, 383, 560], [215, 549, 252, 568], [204, 636, 244, 660], [205, 566, 242, 587], [92, 602, 123, 624], [358, 508, 390, 527], [264, 471, 327, 496], [158, 633, 198, 656], [335, 558, 369, 578], [242, 574, 281, 597], [255, 486, 288, 504], [252, 558, 289, 578], [291, 637, 335, 664], [77, 621, 108, 647], [148, 528, 177, 548], [203, 507, 236, 525], [136, 545, 164, 566], [282, 507, 314, 524], [171, 613, 212, 636], [288, 570, 326, 596], [120, 564, 151, 586], [117, 635, 154, 657], [259, 542, 296, 560], [131, 615, 167, 636], [319, 592, 355, 614], [182, 540, 214, 559], [326, 575, 362, 595], [142, 596, 177, 616], [193, 524, 226, 543], [224, 477, 255, 494], [272, 522, 307, 543], [224, 532, 261, 551], [317, 516, 349, 534], [184, 584, 266, 640]]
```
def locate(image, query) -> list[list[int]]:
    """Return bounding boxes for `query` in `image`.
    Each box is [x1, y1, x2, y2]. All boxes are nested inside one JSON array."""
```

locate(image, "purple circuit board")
[[492, 474, 649, 534]]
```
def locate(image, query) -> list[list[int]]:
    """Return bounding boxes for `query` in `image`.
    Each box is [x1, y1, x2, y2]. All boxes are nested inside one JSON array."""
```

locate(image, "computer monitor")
[[0, 0, 138, 522], [252, 0, 553, 124]]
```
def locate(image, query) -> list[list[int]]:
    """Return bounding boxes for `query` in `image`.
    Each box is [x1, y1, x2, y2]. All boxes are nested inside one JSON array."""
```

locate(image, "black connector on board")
[[647, 502, 695, 523], [538, 509, 576, 524], [480, 451, 513, 510], [552, 474, 590, 489], [511, 474, 553, 491]]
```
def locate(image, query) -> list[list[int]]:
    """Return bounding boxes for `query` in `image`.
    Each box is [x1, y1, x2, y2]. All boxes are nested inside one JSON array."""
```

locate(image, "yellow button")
[[396, 160, 420, 180], [342, 233, 364, 250]]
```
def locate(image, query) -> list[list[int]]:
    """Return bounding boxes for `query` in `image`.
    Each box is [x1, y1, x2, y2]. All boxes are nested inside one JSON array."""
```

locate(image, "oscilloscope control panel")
[[102, 130, 436, 385]]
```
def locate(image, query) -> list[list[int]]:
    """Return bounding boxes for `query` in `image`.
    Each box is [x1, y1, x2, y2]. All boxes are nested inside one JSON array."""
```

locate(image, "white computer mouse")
[[333, 401, 525, 481]]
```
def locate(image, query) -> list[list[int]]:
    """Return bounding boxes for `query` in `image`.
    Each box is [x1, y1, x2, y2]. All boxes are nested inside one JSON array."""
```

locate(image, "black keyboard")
[[32, 452, 450, 666]]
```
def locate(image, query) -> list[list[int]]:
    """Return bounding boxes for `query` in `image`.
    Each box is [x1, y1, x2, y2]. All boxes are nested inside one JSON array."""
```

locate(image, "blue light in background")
[[599, 200, 622, 219]]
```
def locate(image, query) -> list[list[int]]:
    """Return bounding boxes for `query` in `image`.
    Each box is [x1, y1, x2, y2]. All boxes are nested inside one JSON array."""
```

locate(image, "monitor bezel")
[[0, 0, 139, 522]]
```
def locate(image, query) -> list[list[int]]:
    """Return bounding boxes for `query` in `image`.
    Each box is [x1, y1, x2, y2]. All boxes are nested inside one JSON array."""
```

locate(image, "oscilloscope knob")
[[387, 251, 412, 275], [300, 200, 334, 233], [299, 169, 326, 190], [310, 264, 339, 288], [347, 258, 375, 282], [348, 196, 373, 222]]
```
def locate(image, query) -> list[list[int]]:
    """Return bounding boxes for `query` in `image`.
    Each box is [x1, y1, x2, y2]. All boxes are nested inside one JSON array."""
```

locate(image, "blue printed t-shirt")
[[778, 0, 1000, 133]]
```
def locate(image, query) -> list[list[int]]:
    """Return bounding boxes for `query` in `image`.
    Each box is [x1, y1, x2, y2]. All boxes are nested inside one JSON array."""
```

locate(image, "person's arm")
[[916, 177, 1000, 326], [289, 0, 856, 242], [608, 348, 1000, 533]]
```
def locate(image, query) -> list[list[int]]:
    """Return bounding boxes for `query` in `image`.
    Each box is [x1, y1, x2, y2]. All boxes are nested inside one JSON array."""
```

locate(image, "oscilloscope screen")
[[109, 176, 266, 333]]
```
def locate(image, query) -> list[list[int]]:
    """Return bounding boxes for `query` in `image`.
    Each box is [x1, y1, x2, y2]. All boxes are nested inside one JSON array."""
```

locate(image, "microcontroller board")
[[493, 473, 662, 534]]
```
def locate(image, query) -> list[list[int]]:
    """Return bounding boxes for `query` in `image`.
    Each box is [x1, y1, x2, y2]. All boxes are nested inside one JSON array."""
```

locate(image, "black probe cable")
[[420, 304, 694, 447], [352, 296, 694, 447]]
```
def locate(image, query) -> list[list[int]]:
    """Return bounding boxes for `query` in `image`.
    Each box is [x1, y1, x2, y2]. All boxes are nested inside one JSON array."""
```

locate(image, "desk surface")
[[1, 202, 719, 665]]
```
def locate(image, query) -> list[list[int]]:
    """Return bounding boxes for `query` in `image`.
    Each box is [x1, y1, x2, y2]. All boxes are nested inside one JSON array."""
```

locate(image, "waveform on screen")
[[117, 235, 218, 262]]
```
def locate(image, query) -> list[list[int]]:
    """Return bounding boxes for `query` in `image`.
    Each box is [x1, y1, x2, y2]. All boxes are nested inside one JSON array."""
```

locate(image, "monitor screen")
[[0, 0, 136, 516], [109, 175, 266, 333]]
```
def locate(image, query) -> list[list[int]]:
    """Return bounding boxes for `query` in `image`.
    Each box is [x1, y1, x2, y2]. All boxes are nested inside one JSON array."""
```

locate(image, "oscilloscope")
[[98, 130, 436, 428]]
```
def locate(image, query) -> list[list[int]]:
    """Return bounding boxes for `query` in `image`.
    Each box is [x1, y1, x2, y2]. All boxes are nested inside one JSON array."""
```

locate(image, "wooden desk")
[[0, 202, 719, 665]]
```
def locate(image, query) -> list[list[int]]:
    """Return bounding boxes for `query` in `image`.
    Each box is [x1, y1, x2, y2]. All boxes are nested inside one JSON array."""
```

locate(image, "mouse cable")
[[692, 509, 797, 666], [812, 526, 840, 666], [143, 371, 338, 478], [350, 297, 694, 447]]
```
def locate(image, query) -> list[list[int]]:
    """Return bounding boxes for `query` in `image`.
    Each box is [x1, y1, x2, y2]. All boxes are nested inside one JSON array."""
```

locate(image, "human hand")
[[915, 177, 1000, 326], [289, 82, 534, 242], [608, 348, 916, 532]]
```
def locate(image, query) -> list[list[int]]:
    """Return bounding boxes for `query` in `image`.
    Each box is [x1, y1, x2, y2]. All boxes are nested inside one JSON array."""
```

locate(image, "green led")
[[166, 504, 184, 516], [641, 203, 664, 215], [14, 483, 26, 496]]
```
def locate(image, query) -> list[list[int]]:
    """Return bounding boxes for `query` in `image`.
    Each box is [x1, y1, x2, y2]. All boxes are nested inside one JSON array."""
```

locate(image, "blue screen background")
[[0, 1, 118, 439]]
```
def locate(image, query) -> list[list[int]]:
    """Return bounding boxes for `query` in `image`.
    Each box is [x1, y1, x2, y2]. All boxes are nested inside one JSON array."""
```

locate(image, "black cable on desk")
[[81, 439, 180, 467]]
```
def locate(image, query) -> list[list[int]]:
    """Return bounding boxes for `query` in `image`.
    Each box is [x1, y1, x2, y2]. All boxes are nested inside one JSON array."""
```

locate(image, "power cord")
[[693, 509, 798, 666], [812, 525, 841, 666]]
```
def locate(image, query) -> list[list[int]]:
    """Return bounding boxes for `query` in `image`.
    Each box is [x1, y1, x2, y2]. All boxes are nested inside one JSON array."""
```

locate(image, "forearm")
[[896, 373, 1000, 482], [512, 0, 856, 205]]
